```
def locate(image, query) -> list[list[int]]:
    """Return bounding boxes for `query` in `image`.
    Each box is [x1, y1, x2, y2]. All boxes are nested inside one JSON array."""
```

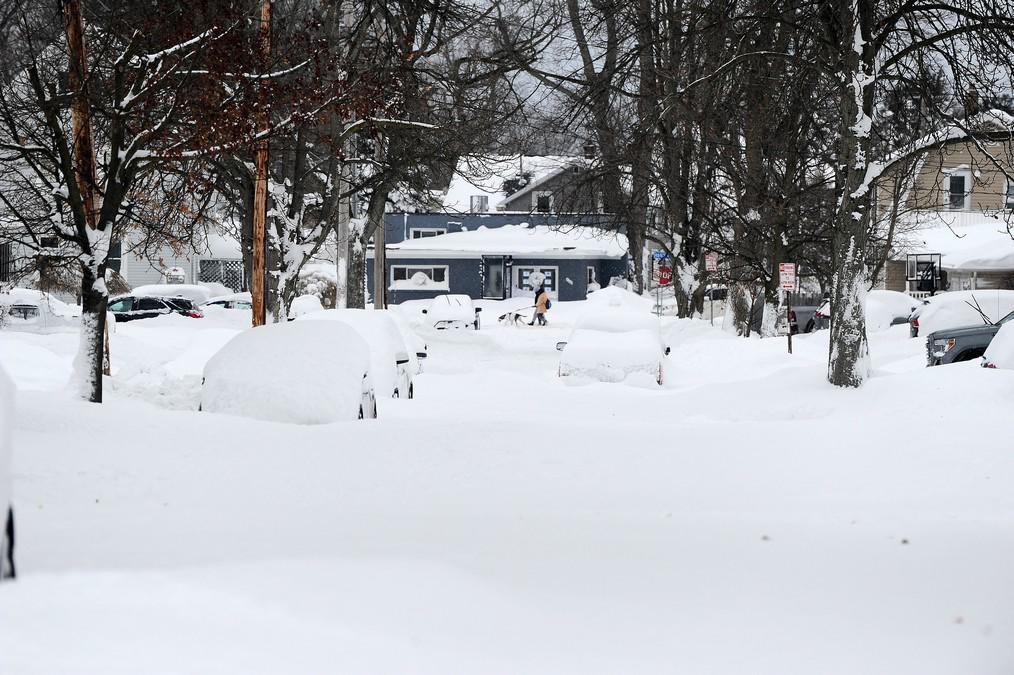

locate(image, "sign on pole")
[[652, 250, 667, 262], [705, 252, 718, 273], [658, 265, 673, 286], [779, 263, 796, 290]]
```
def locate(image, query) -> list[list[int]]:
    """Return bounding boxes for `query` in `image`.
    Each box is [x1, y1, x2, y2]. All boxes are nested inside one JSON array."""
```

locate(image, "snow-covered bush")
[[297, 265, 337, 309]]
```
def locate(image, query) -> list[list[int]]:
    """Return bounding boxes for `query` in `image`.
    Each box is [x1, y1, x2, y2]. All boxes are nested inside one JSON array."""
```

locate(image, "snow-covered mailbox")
[[0, 364, 15, 579]]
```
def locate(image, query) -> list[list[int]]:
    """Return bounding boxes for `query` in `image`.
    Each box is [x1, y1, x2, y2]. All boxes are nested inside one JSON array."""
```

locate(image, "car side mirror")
[[396, 358, 410, 365], [664, 346, 671, 356], [416, 351, 428, 359], [474, 307, 482, 313], [421, 309, 428, 314], [555, 341, 567, 351]]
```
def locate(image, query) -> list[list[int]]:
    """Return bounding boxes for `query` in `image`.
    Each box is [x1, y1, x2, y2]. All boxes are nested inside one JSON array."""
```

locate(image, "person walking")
[[529, 283, 549, 326]]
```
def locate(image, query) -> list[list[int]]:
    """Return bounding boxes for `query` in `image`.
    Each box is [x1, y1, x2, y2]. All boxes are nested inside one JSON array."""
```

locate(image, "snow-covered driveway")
[[1, 306, 1013, 674]]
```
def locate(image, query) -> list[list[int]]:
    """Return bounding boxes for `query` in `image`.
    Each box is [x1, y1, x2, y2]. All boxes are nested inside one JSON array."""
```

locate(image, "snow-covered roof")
[[386, 224, 627, 259], [442, 155, 584, 213], [895, 211, 1014, 271], [881, 109, 1014, 170]]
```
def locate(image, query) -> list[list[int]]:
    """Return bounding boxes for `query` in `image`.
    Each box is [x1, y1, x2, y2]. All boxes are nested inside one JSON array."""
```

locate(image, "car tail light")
[[187, 311, 202, 318], [788, 310, 796, 322], [911, 318, 919, 327], [983, 361, 997, 369]]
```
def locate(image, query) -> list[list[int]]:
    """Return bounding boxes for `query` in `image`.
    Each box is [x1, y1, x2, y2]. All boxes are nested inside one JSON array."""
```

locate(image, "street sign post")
[[779, 263, 796, 354]]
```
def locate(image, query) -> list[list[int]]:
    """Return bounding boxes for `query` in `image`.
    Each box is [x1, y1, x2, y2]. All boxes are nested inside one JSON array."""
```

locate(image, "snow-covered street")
[[1, 301, 1013, 674]]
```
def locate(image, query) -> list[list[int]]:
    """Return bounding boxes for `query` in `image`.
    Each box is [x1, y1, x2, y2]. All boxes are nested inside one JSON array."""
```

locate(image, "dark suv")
[[108, 295, 203, 322], [926, 308, 1014, 366]]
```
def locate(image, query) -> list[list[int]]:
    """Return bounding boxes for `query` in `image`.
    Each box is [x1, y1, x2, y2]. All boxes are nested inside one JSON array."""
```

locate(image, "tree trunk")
[[74, 264, 108, 402], [827, 0, 874, 387], [347, 238, 366, 309]]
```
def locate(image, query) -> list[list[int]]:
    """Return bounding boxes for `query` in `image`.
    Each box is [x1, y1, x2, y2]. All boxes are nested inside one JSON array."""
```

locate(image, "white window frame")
[[533, 191, 553, 213], [943, 169, 971, 210], [587, 266, 597, 285], [1005, 179, 1014, 210], [390, 265, 449, 286], [514, 265, 559, 295], [408, 227, 447, 239]]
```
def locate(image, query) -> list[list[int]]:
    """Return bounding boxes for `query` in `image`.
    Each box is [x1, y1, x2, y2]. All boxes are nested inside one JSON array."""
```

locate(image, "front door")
[[482, 256, 506, 299]]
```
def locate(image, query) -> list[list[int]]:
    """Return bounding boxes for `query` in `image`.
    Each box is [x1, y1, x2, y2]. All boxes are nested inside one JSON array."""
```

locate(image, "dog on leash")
[[498, 308, 532, 326]]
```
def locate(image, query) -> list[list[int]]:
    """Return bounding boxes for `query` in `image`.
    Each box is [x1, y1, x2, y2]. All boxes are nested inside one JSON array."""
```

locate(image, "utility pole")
[[251, 0, 272, 326], [373, 215, 385, 309]]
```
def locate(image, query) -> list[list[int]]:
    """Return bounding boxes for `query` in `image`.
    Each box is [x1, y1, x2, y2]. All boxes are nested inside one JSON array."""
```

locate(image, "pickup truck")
[[926, 308, 1014, 366]]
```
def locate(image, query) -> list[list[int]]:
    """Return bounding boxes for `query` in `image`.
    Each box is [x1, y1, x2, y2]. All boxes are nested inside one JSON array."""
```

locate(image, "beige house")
[[875, 115, 1014, 294]]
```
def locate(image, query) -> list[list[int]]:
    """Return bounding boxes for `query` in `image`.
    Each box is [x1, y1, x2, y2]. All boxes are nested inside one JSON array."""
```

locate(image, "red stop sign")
[[658, 266, 673, 286]]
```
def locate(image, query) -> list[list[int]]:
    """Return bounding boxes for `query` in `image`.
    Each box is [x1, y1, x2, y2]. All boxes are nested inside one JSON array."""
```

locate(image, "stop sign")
[[658, 265, 673, 286]]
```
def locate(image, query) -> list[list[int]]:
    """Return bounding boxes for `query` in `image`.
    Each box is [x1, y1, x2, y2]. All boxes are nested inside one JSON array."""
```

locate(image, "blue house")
[[368, 154, 631, 305]]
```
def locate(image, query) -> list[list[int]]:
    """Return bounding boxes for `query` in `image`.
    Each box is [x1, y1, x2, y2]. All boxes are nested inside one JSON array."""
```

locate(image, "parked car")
[[388, 310, 428, 370], [790, 303, 823, 334], [422, 294, 482, 330], [981, 321, 1014, 369], [108, 294, 203, 322], [202, 292, 252, 310], [0, 364, 15, 580], [299, 308, 419, 399], [927, 307, 1014, 366], [804, 290, 915, 334], [130, 284, 214, 306], [0, 288, 79, 333], [201, 321, 376, 423], [909, 290, 1014, 339], [556, 310, 670, 385]]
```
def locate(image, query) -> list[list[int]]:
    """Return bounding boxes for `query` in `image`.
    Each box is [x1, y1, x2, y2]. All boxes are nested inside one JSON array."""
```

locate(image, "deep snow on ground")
[[1, 298, 1013, 674]]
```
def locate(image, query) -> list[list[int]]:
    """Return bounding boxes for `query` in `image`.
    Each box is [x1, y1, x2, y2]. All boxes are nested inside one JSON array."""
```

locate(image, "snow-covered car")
[[202, 292, 252, 310], [0, 288, 79, 333], [201, 321, 376, 423], [108, 294, 203, 322], [556, 310, 670, 385], [804, 290, 915, 333], [0, 364, 15, 579], [981, 321, 1014, 369], [299, 308, 418, 399], [421, 294, 482, 330], [909, 290, 1014, 338], [388, 310, 428, 370], [130, 284, 214, 306]]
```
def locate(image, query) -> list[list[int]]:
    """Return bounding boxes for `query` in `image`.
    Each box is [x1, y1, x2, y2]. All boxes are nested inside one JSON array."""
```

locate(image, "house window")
[[534, 191, 553, 213], [409, 228, 447, 239], [516, 266, 557, 293], [391, 265, 448, 286], [587, 266, 597, 285], [469, 195, 489, 213], [946, 172, 970, 210], [1006, 180, 1014, 209], [39, 236, 59, 249]]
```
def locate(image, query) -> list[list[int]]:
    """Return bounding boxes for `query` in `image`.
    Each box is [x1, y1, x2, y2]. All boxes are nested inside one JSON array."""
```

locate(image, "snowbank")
[[584, 285, 653, 312], [132, 284, 214, 305], [202, 321, 372, 424], [912, 290, 1014, 335], [289, 294, 324, 318]]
